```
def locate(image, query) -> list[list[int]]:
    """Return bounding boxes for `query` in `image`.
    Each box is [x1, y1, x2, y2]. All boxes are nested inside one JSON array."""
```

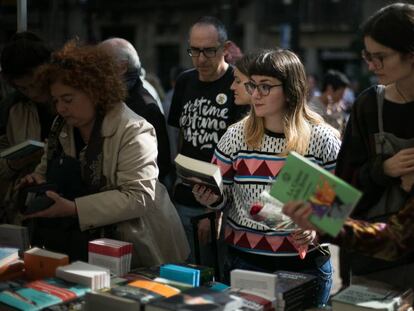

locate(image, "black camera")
[[22, 183, 58, 215]]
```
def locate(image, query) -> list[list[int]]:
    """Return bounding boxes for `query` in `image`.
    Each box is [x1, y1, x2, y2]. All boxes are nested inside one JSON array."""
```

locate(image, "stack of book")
[[56, 261, 110, 290], [160, 264, 201, 287], [229, 289, 275, 310], [88, 238, 132, 276], [0, 277, 90, 311], [0, 224, 30, 252], [24, 247, 69, 280], [273, 270, 318, 311]]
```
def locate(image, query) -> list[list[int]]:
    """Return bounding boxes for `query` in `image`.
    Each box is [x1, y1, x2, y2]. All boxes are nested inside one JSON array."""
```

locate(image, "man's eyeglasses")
[[244, 81, 282, 96], [361, 49, 398, 70], [187, 46, 222, 58]]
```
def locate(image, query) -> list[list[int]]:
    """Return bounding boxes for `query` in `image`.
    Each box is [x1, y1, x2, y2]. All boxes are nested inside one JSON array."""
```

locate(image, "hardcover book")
[[174, 153, 223, 195], [269, 151, 362, 236], [0, 140, 44, 160]]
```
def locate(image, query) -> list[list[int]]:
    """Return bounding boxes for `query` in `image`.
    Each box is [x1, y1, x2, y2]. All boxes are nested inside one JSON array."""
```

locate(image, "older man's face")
[[189, 24, 226, 82]]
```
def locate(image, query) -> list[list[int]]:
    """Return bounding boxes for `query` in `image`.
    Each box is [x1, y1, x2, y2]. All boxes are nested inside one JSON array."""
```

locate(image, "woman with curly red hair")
[[19, 41, 189, 265]]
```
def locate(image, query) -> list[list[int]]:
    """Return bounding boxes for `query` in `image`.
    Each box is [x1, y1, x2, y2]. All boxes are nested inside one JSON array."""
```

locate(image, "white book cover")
[[56, 261, 110, 290], [230, 269, 278, 300]]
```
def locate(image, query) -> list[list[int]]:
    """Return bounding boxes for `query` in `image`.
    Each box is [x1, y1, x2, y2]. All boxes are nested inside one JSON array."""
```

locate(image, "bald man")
[[99, 38, 171, 183]]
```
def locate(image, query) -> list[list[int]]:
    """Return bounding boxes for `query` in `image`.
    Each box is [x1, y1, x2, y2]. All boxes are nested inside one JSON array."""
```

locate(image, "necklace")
[[395, 83, 409, 103]]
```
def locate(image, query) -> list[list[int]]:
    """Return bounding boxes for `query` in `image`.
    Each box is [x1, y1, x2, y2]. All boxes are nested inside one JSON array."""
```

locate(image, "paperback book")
[[0, 140, 44, 160], [269, 151, 362, 236]]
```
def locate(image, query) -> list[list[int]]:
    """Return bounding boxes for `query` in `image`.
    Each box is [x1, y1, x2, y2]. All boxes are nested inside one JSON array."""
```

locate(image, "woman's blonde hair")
[[244, 48, 333, 155]]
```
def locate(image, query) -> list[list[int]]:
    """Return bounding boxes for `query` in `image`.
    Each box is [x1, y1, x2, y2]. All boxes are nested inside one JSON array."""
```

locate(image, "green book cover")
[[269, 151, 362, 236]]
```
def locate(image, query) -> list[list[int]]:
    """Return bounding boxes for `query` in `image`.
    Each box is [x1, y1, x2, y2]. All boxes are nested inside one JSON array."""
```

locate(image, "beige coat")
[[35, 103, 189, 267]]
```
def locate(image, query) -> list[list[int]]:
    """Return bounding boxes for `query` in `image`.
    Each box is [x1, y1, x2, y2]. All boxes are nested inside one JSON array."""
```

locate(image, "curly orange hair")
[[37, 40, 126, 114]]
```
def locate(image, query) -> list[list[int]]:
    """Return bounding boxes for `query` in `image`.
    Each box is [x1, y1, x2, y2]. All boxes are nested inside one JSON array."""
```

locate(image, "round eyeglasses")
[[244, 81, 282, 96], [361, 49, 398, 70]]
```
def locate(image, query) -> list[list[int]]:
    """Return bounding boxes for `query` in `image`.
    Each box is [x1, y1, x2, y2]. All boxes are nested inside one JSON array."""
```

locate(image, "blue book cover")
[[0, 277, 90, 310], [160, 264, 200, 287]]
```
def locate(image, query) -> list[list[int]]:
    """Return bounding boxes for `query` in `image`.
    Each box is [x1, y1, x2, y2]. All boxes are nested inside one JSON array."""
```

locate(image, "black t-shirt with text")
[[168, 66, 248, 206]]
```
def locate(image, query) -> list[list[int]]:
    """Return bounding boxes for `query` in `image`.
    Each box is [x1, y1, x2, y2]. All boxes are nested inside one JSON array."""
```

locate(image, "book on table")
[[24, 247, 69, 280], [331, 284, 413, 311], [0, 247, 19, 269], [0, 224, 30, 252], [174, 153, 223, 196], [0, 140, 44, 160], [269, 151, 362, 237], [145, 286, 243, 311], [0, 277, 90, 311]]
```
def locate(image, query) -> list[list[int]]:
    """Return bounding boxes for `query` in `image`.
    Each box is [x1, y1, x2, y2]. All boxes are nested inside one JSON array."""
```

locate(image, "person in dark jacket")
[[98, 38, 171, 184]]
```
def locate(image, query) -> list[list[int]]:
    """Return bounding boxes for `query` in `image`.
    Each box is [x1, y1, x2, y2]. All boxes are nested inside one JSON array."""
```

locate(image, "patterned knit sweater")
[[212, 120, 341, 256]]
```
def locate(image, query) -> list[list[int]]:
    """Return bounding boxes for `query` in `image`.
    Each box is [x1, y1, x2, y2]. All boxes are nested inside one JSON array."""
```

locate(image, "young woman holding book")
[[18, 41, 189, 265], [194, 48, 341, 306], [334, 2, 414, 287]]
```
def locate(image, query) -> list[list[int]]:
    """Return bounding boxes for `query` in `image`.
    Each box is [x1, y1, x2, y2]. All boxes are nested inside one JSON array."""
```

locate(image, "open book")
[[174, 154, 223, 196], [0, 140, 44, 160], [269, 151, 362, 237]]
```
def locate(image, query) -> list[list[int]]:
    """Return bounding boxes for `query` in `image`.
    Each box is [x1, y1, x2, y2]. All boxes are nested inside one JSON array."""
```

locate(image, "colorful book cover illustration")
[[269, 151, 362, 236]]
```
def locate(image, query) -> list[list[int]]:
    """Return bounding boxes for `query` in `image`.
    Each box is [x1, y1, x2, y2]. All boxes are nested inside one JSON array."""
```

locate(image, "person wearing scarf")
[[18, 40, 189, 266]]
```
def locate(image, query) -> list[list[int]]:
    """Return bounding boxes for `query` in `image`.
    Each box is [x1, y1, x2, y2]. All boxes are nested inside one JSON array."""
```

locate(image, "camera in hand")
[[22, 183, 58, 215]]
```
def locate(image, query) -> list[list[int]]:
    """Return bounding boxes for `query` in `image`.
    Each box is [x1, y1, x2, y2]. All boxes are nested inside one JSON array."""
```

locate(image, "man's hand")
[[383, 147, 414, 178], [24, 191, 77, 219]]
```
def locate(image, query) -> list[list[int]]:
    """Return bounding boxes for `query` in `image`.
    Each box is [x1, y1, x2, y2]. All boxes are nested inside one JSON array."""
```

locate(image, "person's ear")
[[222, 41, 231, 56], [118, 61, 128, 75]]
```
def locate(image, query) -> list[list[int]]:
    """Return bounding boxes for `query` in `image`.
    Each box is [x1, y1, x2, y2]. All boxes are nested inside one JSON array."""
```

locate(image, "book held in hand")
[[174, 154, 223, 195], [269, 151, 362, 236], [0, 140, 44, 160]]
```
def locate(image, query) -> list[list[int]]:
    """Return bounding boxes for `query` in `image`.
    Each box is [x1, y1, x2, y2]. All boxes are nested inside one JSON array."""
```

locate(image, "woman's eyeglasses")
[[361, 49, 398, 70], [244, 81, 282, 96]]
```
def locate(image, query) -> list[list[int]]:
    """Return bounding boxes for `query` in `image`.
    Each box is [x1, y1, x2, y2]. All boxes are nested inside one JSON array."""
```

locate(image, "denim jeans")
[[224, 247, 333, 307]]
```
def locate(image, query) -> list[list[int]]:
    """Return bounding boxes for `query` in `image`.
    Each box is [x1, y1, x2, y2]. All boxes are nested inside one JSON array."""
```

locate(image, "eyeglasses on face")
[[187, 46, 222, 58], [244, 81, 282, 96], [361, 49, 398, 69]]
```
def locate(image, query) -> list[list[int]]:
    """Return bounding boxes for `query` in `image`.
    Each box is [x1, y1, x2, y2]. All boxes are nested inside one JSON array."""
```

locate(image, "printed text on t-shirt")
[[180, 97, 229, 150]]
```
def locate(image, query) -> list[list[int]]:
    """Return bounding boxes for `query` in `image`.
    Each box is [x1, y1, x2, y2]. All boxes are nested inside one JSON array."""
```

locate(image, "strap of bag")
[[376, 85, 386, 152]]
